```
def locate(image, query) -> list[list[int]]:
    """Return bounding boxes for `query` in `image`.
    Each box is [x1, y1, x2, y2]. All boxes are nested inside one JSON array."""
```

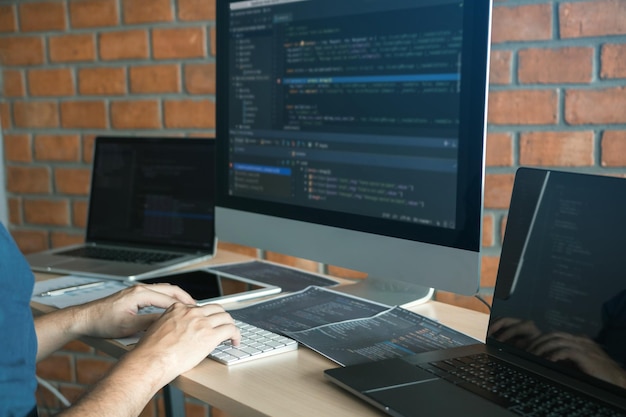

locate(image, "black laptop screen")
[[489, 168, 626, 393], [86, 137, 215, 251]]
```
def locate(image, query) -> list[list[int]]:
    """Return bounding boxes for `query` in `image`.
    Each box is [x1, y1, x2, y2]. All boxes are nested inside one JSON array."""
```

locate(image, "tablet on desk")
[[137, 268, 281, 305]]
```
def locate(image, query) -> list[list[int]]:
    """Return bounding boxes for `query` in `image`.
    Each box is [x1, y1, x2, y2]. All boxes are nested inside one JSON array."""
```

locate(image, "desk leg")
[[163, 384, 186, 417]]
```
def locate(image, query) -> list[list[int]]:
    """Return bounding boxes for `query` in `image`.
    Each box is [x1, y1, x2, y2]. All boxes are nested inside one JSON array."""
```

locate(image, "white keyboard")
[[209, 320, 298, 365]]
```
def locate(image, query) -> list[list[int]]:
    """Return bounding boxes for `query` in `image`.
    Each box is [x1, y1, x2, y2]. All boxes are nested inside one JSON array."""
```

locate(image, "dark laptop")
[[325, 168, 626, 416], [26, 136, 217, 281]]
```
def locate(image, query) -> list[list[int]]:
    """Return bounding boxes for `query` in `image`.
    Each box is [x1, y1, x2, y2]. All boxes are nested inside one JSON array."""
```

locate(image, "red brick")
[[72, 200, 89, 228], [36, 354, 73, 382], [491, 4, 552, 44], [78, 67, 126, 95], [601, 130, 626, 167], [82, 135, 97, 163], [434, 291, 491, 314], [216, 241, 258, 258], [265, 252, 319, 272], [55, 168, 92, 195], [185, 63, 215, 95], [4, 134, 31, 162], [518, 47, 593, 84], [51, 232, 85, 249], [179, 0, 215, 21], [61, 101, 107, 129], [141, 399, 158, 417], [520, 131, 594, 167], [130, 64, 180, 94], [49, 34, 95, 63], [485, 132, 513, 167], [19, 2, 66, 32], [76, 357, 115, 384], [110, 100, 161, 129], [13, 101, 59, 128], [34, 134, 80, 162], [210, 26, 216, 57], [164, 99, 215, 128], [560, 0, 626, 38], [36, 384, 63, 411], [8, 198, 21, 225], [184, 402, 210, 417], [484, 173, 515, 210], [0, 36, 45, 66], [63, 340, 94, 354], [489, 50, 511, 85], [24, 199, 70, 226], [480, 255, 500, 288], [99, 29, 149, 60], [11, 229, 49, 254], [58, 385, 88, 407], [153, 27, 206, 60], [69, 0, 119, 28], [28, 68, 75, 97], [0, 103, 11, 129], [3, 69, 24, 97], [482, 214, 494, 248], [188, 132, 215, 139], [0, 5, 16, 32], [488, 90, 557, 125], [601, 43, 626, 79], [123, 0, 173, 24], [565, 87, 626, 125], [326, 265, 367, 280]]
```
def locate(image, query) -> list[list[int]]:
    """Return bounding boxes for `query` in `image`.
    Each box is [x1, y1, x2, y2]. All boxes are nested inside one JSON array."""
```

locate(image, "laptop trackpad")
[[367, 379, 516, 417]]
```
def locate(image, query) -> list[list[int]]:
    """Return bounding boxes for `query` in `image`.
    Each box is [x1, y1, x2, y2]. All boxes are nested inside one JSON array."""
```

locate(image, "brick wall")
[[0, 0, 217, 258], [438, 0, 626, 312], [1, 0, 626, 416]]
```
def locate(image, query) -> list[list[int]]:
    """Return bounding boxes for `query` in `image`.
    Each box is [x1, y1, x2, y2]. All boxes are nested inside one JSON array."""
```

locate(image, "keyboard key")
[[418, 354, 625, 417], [61, 246, 182, 264], [208, 320, 298, 366]]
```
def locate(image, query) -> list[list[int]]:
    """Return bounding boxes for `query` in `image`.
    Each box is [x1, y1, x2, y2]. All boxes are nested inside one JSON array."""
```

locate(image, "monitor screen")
[[215, 0, 492, 304]]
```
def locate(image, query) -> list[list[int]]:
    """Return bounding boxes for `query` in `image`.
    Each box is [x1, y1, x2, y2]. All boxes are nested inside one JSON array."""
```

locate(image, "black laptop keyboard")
[[417, 353, 625, 417], [61, 246, 183, 265]]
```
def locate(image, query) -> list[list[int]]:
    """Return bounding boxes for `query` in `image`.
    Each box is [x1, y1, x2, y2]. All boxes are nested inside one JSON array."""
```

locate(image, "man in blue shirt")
[[0, 224, 240, 417]]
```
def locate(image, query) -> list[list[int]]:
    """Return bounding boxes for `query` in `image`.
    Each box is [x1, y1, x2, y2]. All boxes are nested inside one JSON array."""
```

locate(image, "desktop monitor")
[[215, 0, 492, 305]]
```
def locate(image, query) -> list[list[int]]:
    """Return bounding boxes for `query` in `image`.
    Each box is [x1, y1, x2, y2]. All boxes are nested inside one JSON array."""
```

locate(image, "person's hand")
[[48, 301, 240, 416], [487, 317, 542, 350], [125, 302, 241, 384], [72, 283, 196, 339], [526, 332, 626, 388]]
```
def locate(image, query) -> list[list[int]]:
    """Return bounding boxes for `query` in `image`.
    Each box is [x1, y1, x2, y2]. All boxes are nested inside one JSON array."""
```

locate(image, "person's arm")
[[57, 302, 239, 417], [34, 284, 240, 417]]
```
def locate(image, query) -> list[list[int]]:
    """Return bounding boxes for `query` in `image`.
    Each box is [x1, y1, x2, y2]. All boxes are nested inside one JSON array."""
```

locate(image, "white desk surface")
[[32, 250, 489, 417]]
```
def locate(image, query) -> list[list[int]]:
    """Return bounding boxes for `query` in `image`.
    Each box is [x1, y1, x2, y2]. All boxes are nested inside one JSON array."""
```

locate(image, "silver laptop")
[[325, 168, 626, 416], [27, 136, 217, 281]]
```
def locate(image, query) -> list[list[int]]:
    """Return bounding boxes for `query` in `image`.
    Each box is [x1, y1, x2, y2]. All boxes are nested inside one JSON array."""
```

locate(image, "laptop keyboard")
[[61, 246, 183, 265], [209, 320, 298, 365], [418, 353, 625, 417]]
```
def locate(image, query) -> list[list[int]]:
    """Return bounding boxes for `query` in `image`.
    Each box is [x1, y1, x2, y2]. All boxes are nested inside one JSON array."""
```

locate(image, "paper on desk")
[[285, 306, 480, 367], [32, 275, 129, 309]]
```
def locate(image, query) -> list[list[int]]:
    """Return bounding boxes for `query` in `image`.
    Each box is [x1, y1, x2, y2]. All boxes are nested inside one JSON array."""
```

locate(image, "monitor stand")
[[335, 276, 434, 306]]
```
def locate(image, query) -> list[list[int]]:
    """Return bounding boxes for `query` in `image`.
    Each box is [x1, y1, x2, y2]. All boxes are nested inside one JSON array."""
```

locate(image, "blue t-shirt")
[[0, 224, 38, 416]]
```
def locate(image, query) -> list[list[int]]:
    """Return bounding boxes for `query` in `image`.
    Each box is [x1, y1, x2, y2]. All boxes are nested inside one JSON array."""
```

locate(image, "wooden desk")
[[32, 251, 489, 417]]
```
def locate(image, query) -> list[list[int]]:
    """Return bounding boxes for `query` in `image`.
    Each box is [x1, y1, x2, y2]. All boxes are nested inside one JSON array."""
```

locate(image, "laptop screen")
[[489, 168, 626, 394], [86, 137, 216, 251]]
